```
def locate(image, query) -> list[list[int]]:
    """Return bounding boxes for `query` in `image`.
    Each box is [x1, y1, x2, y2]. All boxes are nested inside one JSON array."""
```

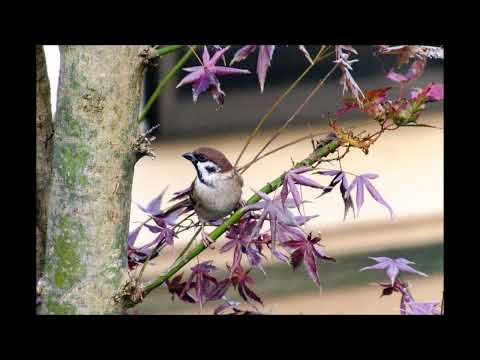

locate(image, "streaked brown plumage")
[[163, 147, 243, 222]]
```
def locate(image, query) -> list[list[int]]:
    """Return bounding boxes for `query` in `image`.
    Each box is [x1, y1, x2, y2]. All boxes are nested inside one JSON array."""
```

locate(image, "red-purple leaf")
[[356, 177, 365, 215], [304, 251, 321, 287], [207, 279, 231, 301], [127, 224, 143, 247], [136, 187, 169, 216], [244, 285, 263, 305], [291, 249, 304, 269]]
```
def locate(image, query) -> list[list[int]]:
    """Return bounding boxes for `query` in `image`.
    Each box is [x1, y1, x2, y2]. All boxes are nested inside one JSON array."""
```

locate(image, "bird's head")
[[182, 147, 234, 184]]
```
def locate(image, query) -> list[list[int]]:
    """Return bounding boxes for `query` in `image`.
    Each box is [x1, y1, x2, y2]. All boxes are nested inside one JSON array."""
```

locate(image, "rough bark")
[[40, 46, 145, 314], [36, 46, 54, 282]]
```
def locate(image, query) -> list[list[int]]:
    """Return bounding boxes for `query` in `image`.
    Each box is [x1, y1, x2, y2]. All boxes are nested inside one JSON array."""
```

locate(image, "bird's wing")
[[162, 197, 193, 217], [169, 183, 194, 202], [163, 181, 196, 216]]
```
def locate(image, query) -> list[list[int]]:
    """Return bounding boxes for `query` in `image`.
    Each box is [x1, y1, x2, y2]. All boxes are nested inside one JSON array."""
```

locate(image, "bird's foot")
[[201, 231, 215, 249]]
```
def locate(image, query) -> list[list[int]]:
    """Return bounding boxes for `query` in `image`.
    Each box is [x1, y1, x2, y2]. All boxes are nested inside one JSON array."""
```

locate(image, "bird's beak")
[[182, 152, 196, 162]]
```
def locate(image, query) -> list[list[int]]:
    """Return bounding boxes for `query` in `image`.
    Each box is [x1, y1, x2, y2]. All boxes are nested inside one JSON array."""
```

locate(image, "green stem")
[[136, 138, 340, 302], [137, 45, 197, 124], [155, 45, 184, 57]]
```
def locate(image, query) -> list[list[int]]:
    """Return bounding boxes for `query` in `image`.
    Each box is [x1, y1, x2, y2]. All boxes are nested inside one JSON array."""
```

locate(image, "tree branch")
[[120, 136, 340, 308], [139, 45, 185, 66]]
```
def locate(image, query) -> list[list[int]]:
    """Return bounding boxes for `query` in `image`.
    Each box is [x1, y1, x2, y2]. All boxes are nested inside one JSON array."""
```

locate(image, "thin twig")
[[237, 129, 330, 172], [136, 242, 166, 283], [233, 47, 333, 169], [172, 225, 202, 265], [188, 45, 203, 64], [321, 147, 350, 165], [441, 290, 444, 315], [239, 63, 339, 175], [237, 117, 388, 172]]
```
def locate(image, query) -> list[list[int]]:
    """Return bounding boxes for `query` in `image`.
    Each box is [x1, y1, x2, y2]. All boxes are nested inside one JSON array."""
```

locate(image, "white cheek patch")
[[197, 161, 219, 182]]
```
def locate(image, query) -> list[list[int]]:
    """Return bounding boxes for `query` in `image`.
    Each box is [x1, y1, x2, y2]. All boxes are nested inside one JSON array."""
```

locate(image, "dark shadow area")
[[143, 45, 443, 139], [137, 241, 443, 314]]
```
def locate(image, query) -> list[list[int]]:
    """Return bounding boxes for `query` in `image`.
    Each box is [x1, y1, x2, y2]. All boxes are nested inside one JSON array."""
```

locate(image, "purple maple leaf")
[[377, 279, 416, 315], [411, 82, 444, 102], [345, 173, 394, 219], [177, 46, 250, 107], [127, 224, 143, 249], [315, 170, 355, 221], [282, 232, 335, 287], [143, 221, 177, 246], [243, 190, 317, 258], [405, 301, 441, 315], [213, 298, 263, 315], [266, 222, 307, 263], [360, 256, 428, 285], [387, 58, 426, 85], [230, 45, 275, 93], [213, 299, 241, 315], [205, 278, 232, 302], [127, 220, 178, 269], [280, 166, 326, 214], [136, 186, 185, 227], [127, 224, 150, 269], [377, 279, 408, 297], [245, 189, 315, 232], [334, 45, 364, 104], [376, 45, 443, 65], [168, 272, 231, 305], [221, 214, 266, 271], [229, 264, 263, 305], [180, 261, 219, 307], [166, 273, 196, 303], [136, 186, 169, 216], [127, 188, 185, 269]]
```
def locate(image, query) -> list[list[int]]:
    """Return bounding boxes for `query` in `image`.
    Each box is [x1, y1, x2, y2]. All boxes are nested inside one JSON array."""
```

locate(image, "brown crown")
[[193, 147, 234, 173]]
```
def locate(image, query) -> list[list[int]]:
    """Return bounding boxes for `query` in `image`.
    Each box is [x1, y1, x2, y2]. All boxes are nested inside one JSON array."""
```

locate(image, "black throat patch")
[[195, 164, 214, 187]]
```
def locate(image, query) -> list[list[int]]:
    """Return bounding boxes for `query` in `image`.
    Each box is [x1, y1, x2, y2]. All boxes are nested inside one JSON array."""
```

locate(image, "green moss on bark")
[[46, 300, 76, 315], [51, 215, 87, 290], [54, 143, 89, 189]]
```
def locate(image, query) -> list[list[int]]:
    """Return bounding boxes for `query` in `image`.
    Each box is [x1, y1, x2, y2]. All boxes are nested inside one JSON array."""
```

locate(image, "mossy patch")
[[51, 215, 87, 290], [46, 299, 76, 315], [121, 155, 135, 180], [63, 112, 83, 138], [69, 61, 82, 91], [54, 143, 90, 189]]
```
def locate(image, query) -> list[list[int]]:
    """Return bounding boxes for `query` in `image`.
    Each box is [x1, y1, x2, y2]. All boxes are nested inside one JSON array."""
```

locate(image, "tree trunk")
[[36, 46, 54, 283], [40, 46, 145, 314]]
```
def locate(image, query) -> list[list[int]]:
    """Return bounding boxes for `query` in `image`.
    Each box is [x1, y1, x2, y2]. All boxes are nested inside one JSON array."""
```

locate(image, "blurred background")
[[44, 45, 444, 314]]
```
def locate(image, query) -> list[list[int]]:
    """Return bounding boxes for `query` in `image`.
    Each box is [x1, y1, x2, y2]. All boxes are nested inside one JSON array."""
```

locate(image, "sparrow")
[[163, 147, 244, 243]]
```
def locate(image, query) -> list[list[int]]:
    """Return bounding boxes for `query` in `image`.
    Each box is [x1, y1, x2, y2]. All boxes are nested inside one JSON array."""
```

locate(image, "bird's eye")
[[205, 166, 217, 173], [195, 154, 207, 162]]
